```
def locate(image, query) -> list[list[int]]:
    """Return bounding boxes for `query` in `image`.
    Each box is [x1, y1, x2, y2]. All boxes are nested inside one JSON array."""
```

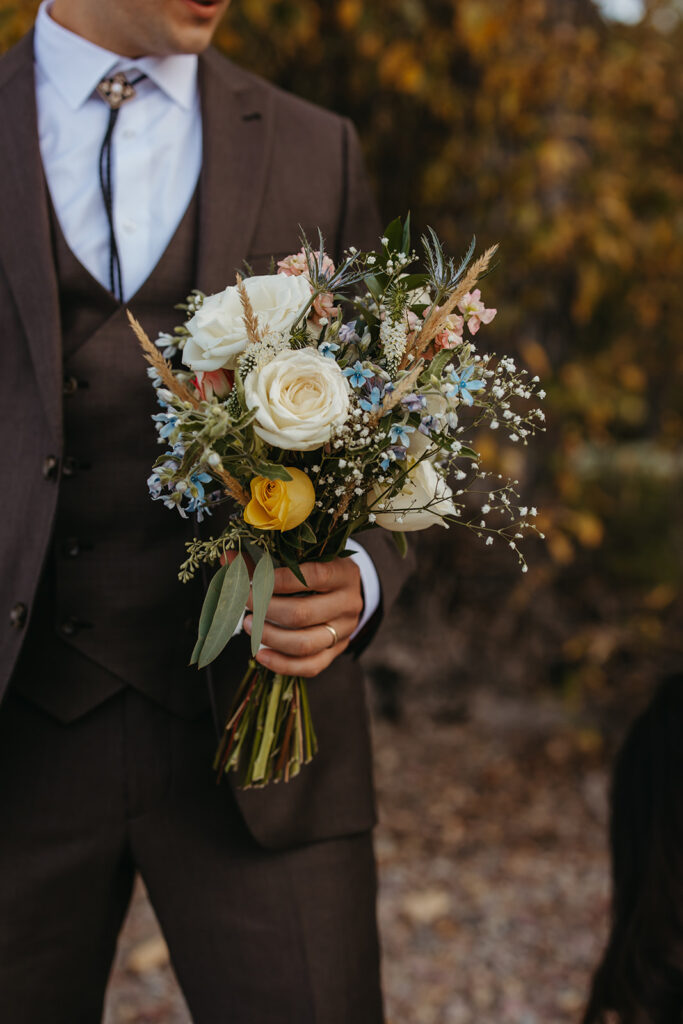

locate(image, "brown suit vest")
[[11, 191, 216, 722]]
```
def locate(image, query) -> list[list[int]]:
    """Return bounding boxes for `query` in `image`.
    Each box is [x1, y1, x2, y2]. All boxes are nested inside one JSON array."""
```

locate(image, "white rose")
[[372, 459, 456, 532], [244, 348, 350, 451], [182, 274, 312, 372]]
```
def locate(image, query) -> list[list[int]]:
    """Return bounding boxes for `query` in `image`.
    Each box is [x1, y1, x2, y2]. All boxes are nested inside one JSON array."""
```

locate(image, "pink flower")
[[312, 291, 338, 325], [457, 289, 497, 335], [194, 369, 234, 401], [277, 249, 336, 281], [277, 252, 309, 277]]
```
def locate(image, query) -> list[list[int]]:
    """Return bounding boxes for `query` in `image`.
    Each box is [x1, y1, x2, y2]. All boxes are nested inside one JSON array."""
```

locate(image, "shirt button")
[[10, 603, 28, 630], [42, 455, 60, 480]]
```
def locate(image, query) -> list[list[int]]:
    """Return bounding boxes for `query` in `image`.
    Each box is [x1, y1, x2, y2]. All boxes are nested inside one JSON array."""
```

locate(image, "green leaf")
[[189, 562, 227, 665], [364, 274, 383, 303], [457, 445, 479, 460], [277, 543, 307, 586], [401, 212, 412, 254], [420, 348, 455, 383], [392, 531, 409, 558], [198, 553, 251, 668], [383, 217, 404, 251], [296, 520, 317, 546], [253, 462, 293, 482], [250, 550, 275, 656]]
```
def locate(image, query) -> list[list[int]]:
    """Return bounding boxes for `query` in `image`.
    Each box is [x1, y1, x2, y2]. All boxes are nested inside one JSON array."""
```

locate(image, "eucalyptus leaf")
[[189, 562, 227, 665], [250, 550, 275, 656], [198, 553, 251, 668]]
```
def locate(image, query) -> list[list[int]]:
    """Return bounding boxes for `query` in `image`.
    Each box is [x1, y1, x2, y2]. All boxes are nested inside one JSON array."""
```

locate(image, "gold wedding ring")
[[322, 623, 339, 648]]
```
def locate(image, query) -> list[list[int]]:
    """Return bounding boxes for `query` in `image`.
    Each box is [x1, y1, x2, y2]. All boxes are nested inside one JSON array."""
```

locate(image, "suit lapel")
[[0, 32, 62, 438], [196, 49, 274, 294]]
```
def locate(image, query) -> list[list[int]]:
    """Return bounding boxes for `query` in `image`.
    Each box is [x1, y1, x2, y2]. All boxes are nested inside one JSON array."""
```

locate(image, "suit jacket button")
[[10, 603, 28, 630], [63, 537, 81, 558], [63, 376, 79, 395], [42, 455, 59, 480]]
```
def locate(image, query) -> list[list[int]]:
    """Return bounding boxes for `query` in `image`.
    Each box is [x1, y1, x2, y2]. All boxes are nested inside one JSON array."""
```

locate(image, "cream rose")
[[244, 348, 350, 451], [372, 459, 456, 532], [182, 274, 312, 372]]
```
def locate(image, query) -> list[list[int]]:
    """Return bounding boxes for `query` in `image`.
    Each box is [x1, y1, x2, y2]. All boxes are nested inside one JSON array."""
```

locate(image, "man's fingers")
[[270, 561, 353, 595], [253, 638, 351, 679], [244, 616, 353, 658], [247, 591, 361, 628]]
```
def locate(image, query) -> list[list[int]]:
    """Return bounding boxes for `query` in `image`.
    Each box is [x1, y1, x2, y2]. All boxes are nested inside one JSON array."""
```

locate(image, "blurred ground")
[[104, 683, 610, 1024]]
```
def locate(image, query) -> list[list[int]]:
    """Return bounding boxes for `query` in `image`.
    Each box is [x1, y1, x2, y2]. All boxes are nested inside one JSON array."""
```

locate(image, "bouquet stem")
[[213, 660, 318, 787]]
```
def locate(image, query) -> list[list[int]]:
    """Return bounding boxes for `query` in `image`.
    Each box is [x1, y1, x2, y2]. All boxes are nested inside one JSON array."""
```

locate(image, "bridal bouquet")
[[130, 217, 545, 788]]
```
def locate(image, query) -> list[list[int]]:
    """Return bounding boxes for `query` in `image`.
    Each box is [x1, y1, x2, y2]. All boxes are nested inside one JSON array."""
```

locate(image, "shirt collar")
[[34, 0, 198, 111]]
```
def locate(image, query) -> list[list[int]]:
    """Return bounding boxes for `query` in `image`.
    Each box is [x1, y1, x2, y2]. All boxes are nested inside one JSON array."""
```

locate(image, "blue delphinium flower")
[[389, 423, 416, 446], [343, 361, 374, 388], [318, 340, 340, 359], [359, 385, 384, 413], [401, 393, 426, 413], [380, 445, 408, 471], [446, 365, 485, 406], [151, 411, 178, 440]]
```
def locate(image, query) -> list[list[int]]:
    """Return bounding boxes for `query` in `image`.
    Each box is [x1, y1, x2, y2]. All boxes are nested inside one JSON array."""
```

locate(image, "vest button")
[[59, 617, 79, 637], [9, 603, 28, 630], [63, 537, 81, 558], [42, 455, 60, 480], [62, 456, 79, 477], [63, 376, 79, 395]]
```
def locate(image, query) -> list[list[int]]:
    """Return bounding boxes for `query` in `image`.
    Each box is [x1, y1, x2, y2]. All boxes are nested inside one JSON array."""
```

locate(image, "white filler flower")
[[373, 459, 456, 531], [182, 274, 312, 372], [244, 348, 350, 451]]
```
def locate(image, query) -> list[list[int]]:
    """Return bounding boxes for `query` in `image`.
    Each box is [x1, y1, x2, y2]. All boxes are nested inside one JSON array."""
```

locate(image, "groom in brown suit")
[[0, 1, 413, 1021]]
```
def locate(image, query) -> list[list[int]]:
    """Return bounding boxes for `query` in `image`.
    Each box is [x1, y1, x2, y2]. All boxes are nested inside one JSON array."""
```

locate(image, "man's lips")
[[182, 0, 223, 19]]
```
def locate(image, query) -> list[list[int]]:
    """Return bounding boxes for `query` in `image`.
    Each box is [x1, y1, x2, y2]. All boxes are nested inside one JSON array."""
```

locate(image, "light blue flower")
[[188, 471, 212, 502], [359, 385, 384, 412], [151, 411, 178, 439], [380, 445, 408, 472], [389, 423, 415, 446], [446, 364, 485, 406], [318, 340, 340, 359], [343, 361, 374, 388]]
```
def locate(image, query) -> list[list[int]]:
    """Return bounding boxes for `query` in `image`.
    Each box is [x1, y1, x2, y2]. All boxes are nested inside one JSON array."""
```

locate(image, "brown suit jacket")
[[0, 35, 414, 847]]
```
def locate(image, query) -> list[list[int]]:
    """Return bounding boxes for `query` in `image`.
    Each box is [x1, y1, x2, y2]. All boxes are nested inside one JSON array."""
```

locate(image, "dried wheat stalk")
[[127, 310, 199, 408], [368, 359, 425, 427], [236, 275, 262, 346], [128, 310, 249, 507], [400, 244, 499, 369]]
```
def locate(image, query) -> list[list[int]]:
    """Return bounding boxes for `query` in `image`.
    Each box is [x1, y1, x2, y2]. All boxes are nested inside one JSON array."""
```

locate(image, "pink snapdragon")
[[457, 289, 497, 335]]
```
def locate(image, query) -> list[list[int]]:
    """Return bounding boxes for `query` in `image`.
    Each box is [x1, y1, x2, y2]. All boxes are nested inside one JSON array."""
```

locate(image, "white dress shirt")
[[33, 0, 380, 635]]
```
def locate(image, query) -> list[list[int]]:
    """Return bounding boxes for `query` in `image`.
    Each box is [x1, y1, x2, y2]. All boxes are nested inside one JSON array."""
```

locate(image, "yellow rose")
[[244, 467, 315, 532]]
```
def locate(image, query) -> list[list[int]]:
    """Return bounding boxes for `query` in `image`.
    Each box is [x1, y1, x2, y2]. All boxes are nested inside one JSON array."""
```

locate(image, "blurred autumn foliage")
[[2, 0, 681, 728]]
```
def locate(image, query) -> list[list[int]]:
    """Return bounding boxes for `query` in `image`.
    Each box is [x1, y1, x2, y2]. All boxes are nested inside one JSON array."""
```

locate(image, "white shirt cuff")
[[345, 539, 381, 639]]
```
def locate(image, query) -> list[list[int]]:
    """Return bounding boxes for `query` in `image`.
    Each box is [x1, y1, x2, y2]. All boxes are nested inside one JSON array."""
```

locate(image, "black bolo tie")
[[95, 70, 147, 303]]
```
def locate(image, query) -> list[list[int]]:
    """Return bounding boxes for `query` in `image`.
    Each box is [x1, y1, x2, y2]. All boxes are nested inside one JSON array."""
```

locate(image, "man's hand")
[[243, 557, 364, 679]]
